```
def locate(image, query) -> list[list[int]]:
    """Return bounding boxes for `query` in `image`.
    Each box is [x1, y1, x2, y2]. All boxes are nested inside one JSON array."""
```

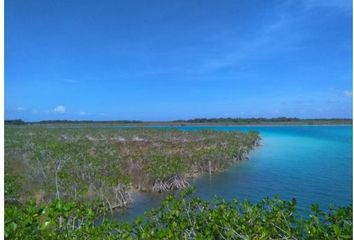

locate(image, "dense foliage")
[[5, 187, 352, 239], [5, 126, 259, 209]]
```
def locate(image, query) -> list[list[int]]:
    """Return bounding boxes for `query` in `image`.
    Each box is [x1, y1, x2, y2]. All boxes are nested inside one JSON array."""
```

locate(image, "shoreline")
[[124, 141, 261, 209], [5, 119, 353, 128], [7, 123, 352, 129]]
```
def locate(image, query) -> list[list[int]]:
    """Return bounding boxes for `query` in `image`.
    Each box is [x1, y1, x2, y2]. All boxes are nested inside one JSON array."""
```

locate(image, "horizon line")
[[4, 117, 353, 123]]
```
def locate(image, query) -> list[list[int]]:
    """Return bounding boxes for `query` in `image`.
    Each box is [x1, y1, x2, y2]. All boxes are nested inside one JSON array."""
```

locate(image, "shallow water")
[[114, 125, 352, 221]]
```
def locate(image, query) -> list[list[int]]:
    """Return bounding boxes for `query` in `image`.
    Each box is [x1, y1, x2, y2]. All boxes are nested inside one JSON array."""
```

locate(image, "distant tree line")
[[36, 120, 143, 124], [4, 117, 352, 125], [173, 117, 301, 123], [5, 120, 26, 125], [173, 117, 353, 123], [4, 120, 143, 125]]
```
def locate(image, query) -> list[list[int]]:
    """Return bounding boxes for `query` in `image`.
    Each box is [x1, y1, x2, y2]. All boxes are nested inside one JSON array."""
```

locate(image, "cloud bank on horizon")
[[5, 0, 352, 121]]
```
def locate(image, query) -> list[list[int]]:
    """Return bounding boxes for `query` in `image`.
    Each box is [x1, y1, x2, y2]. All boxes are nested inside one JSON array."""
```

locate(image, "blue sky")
[[5, 0, 352, 121]]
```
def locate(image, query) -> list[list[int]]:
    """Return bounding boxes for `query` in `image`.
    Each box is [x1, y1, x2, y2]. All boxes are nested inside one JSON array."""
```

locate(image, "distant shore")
[[5, 118, 353, 127]]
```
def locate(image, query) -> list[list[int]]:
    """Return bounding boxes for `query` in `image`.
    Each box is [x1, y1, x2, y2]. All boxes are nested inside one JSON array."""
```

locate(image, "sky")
[[5, 0, 353, 121]]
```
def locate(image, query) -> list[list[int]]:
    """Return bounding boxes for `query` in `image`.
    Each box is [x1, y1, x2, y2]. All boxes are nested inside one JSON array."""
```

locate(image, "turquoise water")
[[115, 125, 352, 220]]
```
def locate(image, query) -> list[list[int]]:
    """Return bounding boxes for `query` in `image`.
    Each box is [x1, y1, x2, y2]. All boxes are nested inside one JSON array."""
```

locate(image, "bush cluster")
[[5, 188, 352, 239]]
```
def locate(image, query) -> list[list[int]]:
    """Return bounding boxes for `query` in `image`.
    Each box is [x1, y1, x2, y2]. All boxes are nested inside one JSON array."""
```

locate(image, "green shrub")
[[5, 189, 352, 239]]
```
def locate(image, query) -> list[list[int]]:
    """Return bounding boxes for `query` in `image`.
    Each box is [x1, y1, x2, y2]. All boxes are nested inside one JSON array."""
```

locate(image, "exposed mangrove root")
[[152, 175, 190, 193], [111, 183, 132, 209], [95, 183, 132, 210]]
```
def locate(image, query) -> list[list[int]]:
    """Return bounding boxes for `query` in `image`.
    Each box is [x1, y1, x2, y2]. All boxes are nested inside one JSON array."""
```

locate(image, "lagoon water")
[[115, 125, 352, 221]]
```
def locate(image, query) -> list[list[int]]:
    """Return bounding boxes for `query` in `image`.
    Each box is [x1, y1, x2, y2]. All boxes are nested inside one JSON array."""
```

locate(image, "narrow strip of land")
[[5, 117, 352, 126]]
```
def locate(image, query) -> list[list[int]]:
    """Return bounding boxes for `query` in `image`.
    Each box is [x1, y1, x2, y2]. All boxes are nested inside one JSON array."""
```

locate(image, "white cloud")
[[79, 111, 86, 115], [343, 90, 352, 97], [53, 105, 66, 113], [16, 106, 24, 111]]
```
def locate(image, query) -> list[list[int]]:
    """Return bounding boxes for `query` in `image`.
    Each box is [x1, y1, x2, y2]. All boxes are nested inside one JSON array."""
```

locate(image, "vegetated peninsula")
[[5, 125, 260, 209]]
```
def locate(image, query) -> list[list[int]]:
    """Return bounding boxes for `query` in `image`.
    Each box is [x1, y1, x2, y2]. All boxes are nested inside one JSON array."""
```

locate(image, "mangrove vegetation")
[[5, 125, 260, 210], [5, 186, 352, 239]]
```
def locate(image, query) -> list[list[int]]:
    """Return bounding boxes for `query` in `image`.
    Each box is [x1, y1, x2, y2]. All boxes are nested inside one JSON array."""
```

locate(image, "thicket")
[[5, 126, 260, 210], [5, 186, 352, 239]]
